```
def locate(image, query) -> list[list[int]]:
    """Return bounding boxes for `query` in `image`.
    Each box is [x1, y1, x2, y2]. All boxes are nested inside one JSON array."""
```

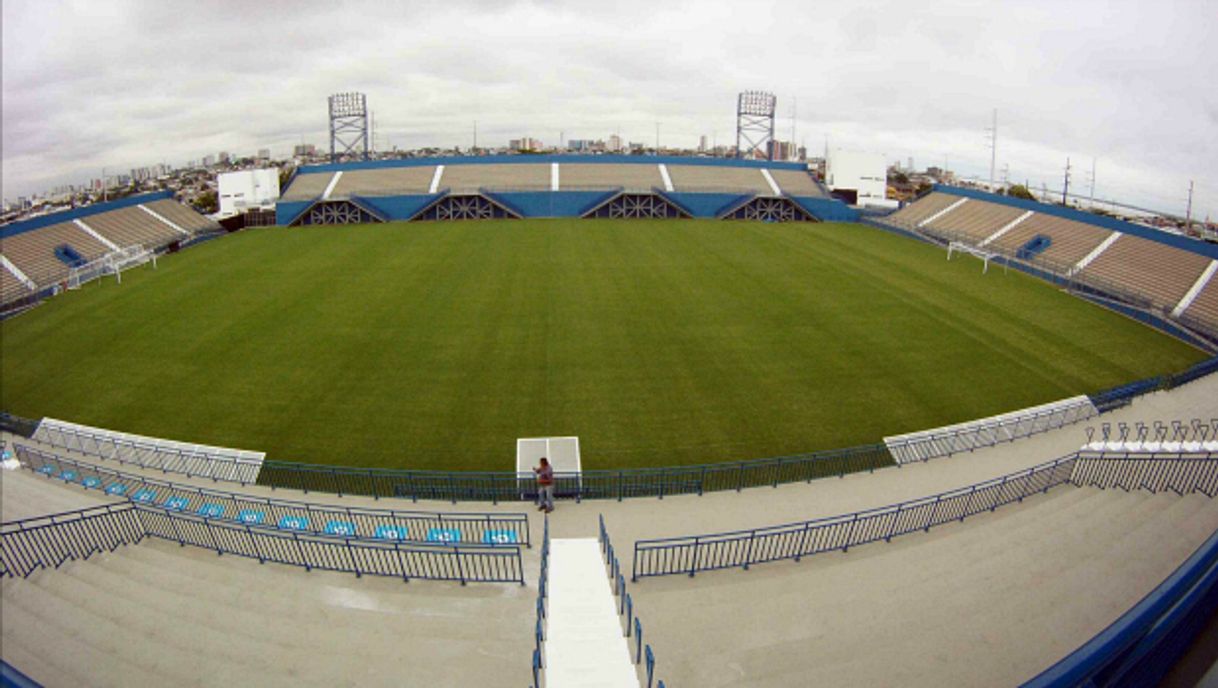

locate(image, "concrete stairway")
[[626, 487, 1218, 688], [1, 533, 536, 687]]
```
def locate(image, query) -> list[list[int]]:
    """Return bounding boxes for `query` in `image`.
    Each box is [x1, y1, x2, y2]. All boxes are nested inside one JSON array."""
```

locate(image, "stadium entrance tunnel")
[[721, 196, 818, 222], [291, 199, 385, 226]]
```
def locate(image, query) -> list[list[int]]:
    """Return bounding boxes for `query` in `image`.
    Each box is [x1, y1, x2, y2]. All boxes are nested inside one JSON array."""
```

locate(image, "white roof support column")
[[658, 163, 674, 192], [321, 171, 343, 200], [980, 210, 1034, 247], [760, 168, 782, 196], [551, 162, 560, 191], [1069, 232, 1121, 276], [917, 197, 968, 228], [73, 219, 120, 251], [429, 165, 445, 194], [0, 254, 37, 290], [1172, 259, 1218, 317], [137, 204, 189, 236]]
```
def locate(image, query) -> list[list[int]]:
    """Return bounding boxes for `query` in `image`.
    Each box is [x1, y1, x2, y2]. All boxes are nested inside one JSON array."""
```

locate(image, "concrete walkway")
[[2, 374, 1216, 685], [544, 539, 637, 688]]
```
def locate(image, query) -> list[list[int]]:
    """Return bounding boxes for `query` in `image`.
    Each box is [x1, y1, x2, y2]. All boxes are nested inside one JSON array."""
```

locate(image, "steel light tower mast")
[[986, 109, 997, 191], [736, 91, 777, 160], [328, 92, 369, 163]]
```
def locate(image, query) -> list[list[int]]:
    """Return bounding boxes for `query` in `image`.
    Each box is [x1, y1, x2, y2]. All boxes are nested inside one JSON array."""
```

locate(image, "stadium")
[[4, 148, 1218, 687], [4, 7, 1218, 688]]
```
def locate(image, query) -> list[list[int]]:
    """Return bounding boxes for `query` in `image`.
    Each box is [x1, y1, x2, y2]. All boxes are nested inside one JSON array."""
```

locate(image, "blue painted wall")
[[936, 184, 1218, 260], [0, 190, 175, 240], [789, 196, 860, 222], [275, 200, 314, 226], [352, 194, 441, 221], [484, 190, 624, 218], [661, 192, 753, 218], [297, 153, 809, 176]]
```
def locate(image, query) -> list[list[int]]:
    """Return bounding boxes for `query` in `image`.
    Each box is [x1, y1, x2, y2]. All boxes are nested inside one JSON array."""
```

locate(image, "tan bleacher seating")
[[768, 169, 826, 197], [81, 207, 180, 250], [1, 268, 35, 305], [883, 192, 962, 228], [0, 222, 110, 288], [1080, 234, 1211, 310], [142, 199, 218, 234], [443, 164, 549, 192], [667, 165, 771, 194], [279, 172, 333, 201], [330, 167, 436, 197], [1181, 275, 1218, 329], [923, 200, 1025, 243], [560, 164, 662, 191], [987, 214, 1112, 269]]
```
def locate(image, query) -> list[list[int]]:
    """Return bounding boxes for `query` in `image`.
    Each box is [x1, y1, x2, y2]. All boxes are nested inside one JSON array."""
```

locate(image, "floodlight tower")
[[328, 92, 369, 163], [736, 91, 777, 160]]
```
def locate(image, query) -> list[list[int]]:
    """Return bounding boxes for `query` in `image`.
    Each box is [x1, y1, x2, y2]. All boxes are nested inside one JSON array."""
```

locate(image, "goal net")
[[68, 245, 156, 289], [947, 241, 1002, 274]]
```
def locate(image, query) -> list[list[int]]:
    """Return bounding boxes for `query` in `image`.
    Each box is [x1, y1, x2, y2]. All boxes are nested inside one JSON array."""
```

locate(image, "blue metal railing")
[[15, 443, 531, 547], [1, 503, 526, 585], [599, 515, 667, 687], [531, 516, 550, 688], [0, 503, 145, 577], [256, 442, 893, 503], [631, 450, 1218, 580]]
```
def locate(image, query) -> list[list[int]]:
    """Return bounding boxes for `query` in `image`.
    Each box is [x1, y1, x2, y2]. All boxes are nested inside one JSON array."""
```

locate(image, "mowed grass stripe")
[[0, 219, 1204, 471]]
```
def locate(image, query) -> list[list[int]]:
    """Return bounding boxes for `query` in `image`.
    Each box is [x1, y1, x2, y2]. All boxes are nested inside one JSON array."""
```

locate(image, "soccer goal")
[[947, 241, 1004, 274], [67, 245, 156, 289], [516, 436, 582, 499]]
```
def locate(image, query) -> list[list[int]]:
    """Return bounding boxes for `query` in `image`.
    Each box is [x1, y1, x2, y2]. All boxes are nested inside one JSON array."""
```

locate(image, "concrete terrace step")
[[2, 535, 534, 687], [626, 488, 1218, 687]]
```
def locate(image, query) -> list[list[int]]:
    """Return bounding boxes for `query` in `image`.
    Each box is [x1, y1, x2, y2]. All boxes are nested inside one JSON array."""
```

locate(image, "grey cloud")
[[2, 0, 1215, 217]]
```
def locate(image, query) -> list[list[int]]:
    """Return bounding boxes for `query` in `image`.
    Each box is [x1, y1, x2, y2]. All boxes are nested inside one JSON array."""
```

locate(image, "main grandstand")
[[3, 153, 1218, 687]]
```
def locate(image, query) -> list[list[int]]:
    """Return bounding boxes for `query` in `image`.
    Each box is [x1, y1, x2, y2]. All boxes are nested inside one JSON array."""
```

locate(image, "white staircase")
[[544, 538, 638, 687]]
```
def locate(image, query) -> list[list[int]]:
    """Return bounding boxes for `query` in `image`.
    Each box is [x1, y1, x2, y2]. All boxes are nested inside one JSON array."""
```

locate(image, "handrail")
[[1, 501, 526, 584], [531, 516, 550, 688], [632, 450, 1218, 580], [885, 396, 1097, 464], [32, 417, 263, 484], [600, 515, 666, 687], [14, 443, 531, 547]]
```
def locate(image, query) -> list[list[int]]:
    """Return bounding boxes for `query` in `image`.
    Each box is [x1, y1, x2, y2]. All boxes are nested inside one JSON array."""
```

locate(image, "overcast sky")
[[3, 0, 1215, 218]]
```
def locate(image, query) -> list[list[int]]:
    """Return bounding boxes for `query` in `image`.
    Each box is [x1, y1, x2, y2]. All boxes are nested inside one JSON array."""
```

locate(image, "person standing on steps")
[[535, 457, 554, 513]]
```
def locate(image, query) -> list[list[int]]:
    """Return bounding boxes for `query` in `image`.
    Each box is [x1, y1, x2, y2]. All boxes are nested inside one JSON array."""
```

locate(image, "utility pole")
[[1088, 158, 1097, 208], [473, 120, 478, 152], [1062, 157, 1072, 205], [1001, 163, 1010, 191], [1186, 180, 1195, 233], [986, 108, 997, 191], [791, 97, 797, 160]]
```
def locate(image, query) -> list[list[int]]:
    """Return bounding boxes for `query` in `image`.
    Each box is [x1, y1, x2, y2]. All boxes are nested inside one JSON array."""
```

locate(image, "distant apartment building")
[[509, 137, 542, 152]]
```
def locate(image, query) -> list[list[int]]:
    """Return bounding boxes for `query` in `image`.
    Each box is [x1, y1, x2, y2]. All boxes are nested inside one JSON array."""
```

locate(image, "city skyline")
[[3, 0, 1215, 218]]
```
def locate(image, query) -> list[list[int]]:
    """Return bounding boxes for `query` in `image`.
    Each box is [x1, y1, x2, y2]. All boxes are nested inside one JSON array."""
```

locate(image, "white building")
[[217, 168, 280, 218], [825, 150, 896, 209]]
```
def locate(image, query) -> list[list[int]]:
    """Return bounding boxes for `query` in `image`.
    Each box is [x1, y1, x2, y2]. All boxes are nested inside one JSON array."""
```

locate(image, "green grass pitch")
[[0, 219, 1205, 471]]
